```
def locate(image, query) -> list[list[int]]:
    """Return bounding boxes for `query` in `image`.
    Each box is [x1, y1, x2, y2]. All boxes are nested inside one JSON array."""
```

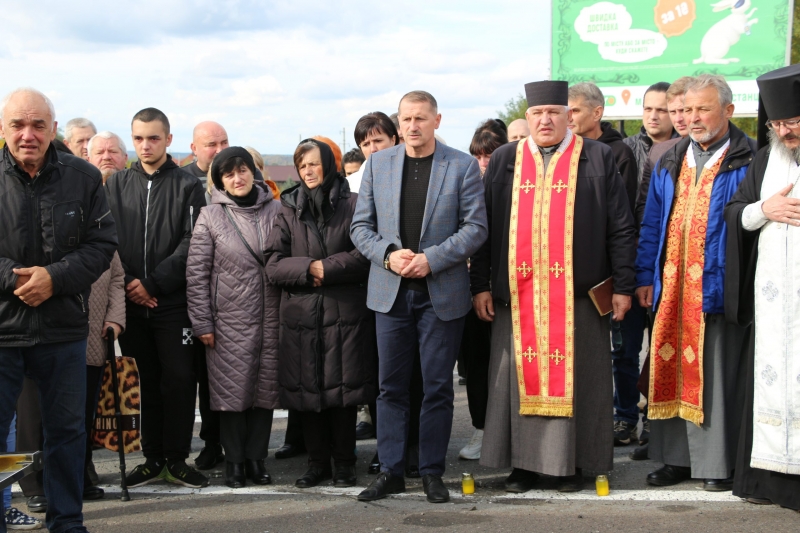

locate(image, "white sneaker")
[[459, 428, 484, 460]]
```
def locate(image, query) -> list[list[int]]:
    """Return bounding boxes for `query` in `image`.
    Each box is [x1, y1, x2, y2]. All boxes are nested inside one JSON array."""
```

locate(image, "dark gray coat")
[[187, 183, 281, 412], [265, 176, 377, 412]]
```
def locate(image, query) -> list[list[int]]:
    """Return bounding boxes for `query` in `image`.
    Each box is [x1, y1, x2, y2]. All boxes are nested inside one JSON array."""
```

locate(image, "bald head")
[[0, 88, 58, 176], [507, 118, 530, 141], [191, 121, 229, 172]]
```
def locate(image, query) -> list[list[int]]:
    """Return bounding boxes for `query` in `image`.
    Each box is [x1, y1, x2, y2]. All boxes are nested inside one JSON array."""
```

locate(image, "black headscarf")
[[297, 138, 339, 228], [210, 146, 257, 191]]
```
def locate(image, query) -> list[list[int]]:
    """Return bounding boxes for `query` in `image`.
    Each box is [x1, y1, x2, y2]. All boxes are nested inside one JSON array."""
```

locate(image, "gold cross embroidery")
[[517, 261, 532, 278], [549, 261, 564, 278], [520, 180, 535, 194], [552, 179, 567, 193], [522, 346, 537, 363], [549, 349, 566, 365]]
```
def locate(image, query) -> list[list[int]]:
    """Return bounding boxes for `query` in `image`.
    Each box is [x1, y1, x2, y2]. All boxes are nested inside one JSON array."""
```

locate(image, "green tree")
[[498, 94, 528, 125]]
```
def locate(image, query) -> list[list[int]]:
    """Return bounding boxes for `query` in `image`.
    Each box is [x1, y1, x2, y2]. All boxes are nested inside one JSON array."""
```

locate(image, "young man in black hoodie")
[[568, 82, 644, 447], [105, 108, 209, 488]]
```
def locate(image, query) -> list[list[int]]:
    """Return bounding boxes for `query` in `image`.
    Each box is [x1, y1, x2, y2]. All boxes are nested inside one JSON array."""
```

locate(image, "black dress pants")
[[283, 409, 304, 447], [461, 309, 491, 429], [302, 407, 357, 470], [195, 343, 220, 447], [219, 408, 274, 463], [118, 307, 197, 462]]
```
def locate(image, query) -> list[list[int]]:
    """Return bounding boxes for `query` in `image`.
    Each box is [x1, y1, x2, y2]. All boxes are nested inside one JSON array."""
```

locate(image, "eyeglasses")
[[766, 118, 800, 130]]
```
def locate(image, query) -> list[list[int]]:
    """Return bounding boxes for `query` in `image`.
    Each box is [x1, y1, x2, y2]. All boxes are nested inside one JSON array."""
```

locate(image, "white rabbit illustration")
[[693, 0, 759, 65]]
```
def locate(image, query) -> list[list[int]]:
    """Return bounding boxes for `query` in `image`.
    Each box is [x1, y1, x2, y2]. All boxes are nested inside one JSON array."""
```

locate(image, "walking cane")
[[106, 326, 131, 501]]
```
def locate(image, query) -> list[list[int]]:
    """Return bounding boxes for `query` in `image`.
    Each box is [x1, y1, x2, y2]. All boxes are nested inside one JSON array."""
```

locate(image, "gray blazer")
[[350, 142, 488, 321]]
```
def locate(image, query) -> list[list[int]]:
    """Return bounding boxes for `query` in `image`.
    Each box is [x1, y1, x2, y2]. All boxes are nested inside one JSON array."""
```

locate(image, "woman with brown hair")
[[265, 138, 377, 488]]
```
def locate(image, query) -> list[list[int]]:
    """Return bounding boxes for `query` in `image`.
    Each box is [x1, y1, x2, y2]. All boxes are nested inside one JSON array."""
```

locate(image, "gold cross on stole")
[[522, 346, 537, 363], [520, 180, 535, 194], [549, 262, 564, 278], [517, 261, 532, 278], [549, 349, 566, 365], [552, 180, 567, 193]]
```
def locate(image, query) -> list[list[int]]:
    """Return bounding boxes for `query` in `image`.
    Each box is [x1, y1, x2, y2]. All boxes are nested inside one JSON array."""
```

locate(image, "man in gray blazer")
[[351, 91, 488, 503]]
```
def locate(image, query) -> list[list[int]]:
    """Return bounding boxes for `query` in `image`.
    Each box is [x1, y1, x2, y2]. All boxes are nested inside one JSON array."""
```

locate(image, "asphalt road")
[[9, 374, 798, 532]]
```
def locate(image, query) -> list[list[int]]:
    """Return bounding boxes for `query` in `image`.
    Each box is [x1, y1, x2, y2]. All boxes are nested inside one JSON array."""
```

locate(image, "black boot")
[[245, 459, 272, 485], [333, 465, 357, 487], [225, 462, 246, 489]]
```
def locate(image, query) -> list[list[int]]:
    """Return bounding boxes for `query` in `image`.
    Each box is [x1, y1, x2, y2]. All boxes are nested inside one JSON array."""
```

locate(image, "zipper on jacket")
[[144, 180, 153, 318], [95, 210, 111, 229], [253, 213, 266, 402], [77, 294, 86, 313], [190, 206, 194, 233], [27, 182, 41, 343]]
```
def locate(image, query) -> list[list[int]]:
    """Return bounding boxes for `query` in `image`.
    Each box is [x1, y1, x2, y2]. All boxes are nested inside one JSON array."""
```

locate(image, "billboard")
[[551, 0, 793, 117]]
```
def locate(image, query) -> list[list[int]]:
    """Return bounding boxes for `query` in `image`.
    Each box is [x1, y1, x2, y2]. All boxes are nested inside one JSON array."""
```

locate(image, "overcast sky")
[[0, 0, 551, 156]]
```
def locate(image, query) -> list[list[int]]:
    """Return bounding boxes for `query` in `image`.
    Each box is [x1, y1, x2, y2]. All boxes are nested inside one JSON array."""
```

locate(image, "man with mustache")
[[725, 63, 800, 511], [636, 75, 756, 491]]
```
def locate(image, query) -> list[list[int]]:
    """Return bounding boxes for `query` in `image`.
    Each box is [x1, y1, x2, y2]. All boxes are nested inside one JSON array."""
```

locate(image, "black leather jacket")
[[0, 145, 118, 346]]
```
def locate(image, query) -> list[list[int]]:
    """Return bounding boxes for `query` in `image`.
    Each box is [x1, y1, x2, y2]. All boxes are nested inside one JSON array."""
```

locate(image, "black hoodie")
[[597, 121, 638, 216], [105, 155, 206, 317]]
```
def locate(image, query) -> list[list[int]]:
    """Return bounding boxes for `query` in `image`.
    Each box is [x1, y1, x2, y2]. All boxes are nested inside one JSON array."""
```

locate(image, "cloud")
[[0, 0, 551, 154]]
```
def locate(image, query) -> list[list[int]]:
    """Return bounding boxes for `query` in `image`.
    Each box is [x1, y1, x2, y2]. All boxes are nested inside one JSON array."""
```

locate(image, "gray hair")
[[399, 90, 438, 113], [0, 87, 56, 122], [65, 117, 97, 141], [87, 131, 127, 156], [568, 82, 605, 110], [685, 74, 732, 107]]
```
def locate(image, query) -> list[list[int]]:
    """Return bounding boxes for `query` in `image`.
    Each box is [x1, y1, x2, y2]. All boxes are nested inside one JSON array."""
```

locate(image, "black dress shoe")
[[295, 466, 332, 488], [195, 443, 225, 470], [245, 459, 272, 485], [504, 468, 539, 493], [646, 464, 692, 487], [703, 476, 733, 492], [557, 471, 585, 493], [275, 443, 306, 460], [26, 495, 47, 514], [357, 472, 406, 501], [83, 484, 105, 500], [422, 474, 449, 503], [629, 443, 649, 461], [355, 422, 375, 440], [225, 462, 246, 489], [333, 465, 357, 487], [367, 453, 381, 475]]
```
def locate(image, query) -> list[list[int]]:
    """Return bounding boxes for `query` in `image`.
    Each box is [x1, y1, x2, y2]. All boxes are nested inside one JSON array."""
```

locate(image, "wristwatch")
[[384, 249, 392, 271]]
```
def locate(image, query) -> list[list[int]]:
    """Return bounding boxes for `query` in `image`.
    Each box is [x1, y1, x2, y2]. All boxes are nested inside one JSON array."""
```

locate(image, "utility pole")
[[340, 128, 347, 154]]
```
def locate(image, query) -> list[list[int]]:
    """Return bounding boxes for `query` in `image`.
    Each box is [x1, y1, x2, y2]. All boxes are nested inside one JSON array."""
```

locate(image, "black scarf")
[[226, 185, 258, 208], [298, 138, 339, 229]]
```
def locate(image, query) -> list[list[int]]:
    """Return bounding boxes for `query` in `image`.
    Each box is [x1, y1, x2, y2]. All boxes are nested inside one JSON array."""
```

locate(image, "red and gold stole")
[[508, 134, 582, 417], [648, 147, 727, 426]]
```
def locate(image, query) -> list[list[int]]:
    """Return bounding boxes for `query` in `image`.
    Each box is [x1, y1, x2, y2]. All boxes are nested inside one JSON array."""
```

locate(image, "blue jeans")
[[3, 414, 15, 512], [0, 340, 88, 533], [611, 298, 646, 426], [375, 287, 465, 477]]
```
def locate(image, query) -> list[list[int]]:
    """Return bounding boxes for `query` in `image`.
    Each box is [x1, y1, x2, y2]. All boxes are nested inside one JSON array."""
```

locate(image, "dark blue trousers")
[[0, 340, 88, 533], [375, 287, 465, 477], [611, 298, 646, 425]]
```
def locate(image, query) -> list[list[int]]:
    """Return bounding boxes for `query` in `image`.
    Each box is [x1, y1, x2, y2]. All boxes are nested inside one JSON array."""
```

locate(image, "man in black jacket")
[[106, 108, 208, 489], [0, 88, 117, 533], [568, 82, 646, 447]]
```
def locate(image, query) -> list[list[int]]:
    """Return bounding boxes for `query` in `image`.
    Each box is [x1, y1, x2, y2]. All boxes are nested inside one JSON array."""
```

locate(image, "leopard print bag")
[[92, 356, 142, 453]]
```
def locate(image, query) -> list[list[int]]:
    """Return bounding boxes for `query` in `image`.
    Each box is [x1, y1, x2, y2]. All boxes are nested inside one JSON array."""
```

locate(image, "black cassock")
[[724, 145, 800, 510]]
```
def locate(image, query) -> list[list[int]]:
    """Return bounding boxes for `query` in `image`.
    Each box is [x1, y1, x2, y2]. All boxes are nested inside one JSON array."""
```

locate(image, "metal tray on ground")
[[0, 452, 43, 491]]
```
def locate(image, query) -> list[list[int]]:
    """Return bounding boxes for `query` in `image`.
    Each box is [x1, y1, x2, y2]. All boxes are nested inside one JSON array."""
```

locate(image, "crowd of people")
[[0, 62, 799, 532]]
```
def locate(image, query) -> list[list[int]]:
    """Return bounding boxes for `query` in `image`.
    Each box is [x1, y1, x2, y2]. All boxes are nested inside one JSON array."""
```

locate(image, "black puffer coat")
[[265, 175, 377, 412]]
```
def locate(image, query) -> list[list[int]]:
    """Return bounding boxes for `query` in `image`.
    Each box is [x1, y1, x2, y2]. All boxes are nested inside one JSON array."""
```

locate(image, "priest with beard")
[[636, 75, 756, 491], [725, 64, 800, 510], [470, 80, 636, 492]]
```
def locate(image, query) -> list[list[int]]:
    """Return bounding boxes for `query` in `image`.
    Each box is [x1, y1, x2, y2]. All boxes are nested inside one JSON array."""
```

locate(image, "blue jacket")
[[635, 124, 755, 314], [350, 142, 488, 321]]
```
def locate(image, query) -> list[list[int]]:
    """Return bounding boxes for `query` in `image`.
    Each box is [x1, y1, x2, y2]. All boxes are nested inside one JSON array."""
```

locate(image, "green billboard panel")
[[551, 0, 792, 117]]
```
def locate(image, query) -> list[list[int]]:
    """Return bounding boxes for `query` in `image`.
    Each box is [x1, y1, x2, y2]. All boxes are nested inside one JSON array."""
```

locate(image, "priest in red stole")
[[470, 80, 636, 492]]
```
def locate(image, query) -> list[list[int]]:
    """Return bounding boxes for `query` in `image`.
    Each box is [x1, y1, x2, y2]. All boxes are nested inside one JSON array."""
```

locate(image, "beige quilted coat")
[[86, 252, 126, 366]]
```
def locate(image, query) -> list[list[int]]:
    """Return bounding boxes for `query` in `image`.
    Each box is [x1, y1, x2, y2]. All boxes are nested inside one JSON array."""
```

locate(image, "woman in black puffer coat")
[[265, 138, 376, 489]]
